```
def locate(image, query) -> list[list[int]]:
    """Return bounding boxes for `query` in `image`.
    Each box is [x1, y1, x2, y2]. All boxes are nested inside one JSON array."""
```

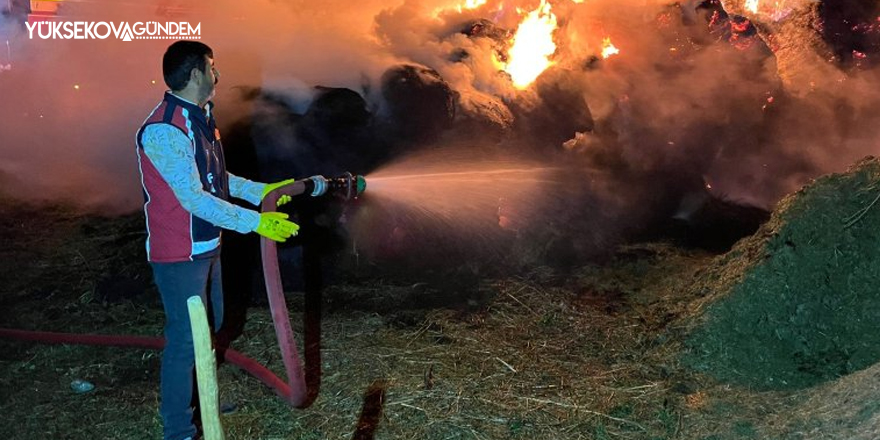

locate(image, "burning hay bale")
[[460, 18, 511, 46], [697, 0, 772, 54], [299, 87, 372, 154], [452, 88, 515, 140], [458, 18, 512, 63], [817, 0, 880, 69], [509, 67, 595, 148], [710, 0, 880, 94], [234, 88, 308, 181], [380, 64, 456, 143], [226, 85, 393, 181], [684, 156, 880, 390]]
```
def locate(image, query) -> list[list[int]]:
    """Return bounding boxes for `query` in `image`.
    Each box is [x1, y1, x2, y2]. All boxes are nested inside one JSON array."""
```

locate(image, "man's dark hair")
[[163, 40, 213, 91]]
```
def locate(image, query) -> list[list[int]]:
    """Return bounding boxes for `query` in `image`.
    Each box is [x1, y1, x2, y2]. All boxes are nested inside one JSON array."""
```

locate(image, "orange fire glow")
[[745, 0, 759, 13], [433, 0, 488, 17], [601, 37, 619, 59], [503, 0, 558, 89], [463, 0, 487, 9]]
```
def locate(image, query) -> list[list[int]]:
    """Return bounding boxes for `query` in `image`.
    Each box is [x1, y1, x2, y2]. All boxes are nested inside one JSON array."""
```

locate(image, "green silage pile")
[[684, 157, 880, 390]]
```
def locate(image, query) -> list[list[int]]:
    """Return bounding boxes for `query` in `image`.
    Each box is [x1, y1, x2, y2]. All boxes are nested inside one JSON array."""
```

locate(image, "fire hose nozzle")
[[263, 173, 366, 205], [328, 172, 366, 200]]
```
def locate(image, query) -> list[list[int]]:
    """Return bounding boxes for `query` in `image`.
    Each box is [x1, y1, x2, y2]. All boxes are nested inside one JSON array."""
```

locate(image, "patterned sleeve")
[[228, 173, 266, 207], [141, 124, 260, 234]]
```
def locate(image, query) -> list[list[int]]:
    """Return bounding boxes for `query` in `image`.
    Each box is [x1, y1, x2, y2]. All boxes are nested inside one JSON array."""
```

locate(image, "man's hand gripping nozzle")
[[254, 173, 365, 242]]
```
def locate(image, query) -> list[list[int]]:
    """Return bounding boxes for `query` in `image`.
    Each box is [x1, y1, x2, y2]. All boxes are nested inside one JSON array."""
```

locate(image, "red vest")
[[135, 92, 229, 262]]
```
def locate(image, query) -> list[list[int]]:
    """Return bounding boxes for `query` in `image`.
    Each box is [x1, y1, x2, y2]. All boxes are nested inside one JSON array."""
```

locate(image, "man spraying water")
[[135, 40, 335, 440]]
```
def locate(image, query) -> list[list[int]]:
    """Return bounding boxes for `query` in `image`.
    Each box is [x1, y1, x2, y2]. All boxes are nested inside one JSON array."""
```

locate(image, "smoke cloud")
[[0, 0, 398, 212], [0, 0, 878, 222]]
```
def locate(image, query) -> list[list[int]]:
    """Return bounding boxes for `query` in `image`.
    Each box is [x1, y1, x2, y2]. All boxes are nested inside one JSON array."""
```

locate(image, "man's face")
[[195, 55, 220, 104]]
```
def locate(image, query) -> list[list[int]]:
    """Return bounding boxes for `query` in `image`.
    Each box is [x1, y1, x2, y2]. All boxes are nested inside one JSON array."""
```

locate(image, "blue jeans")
[[151, 253, 224, 440]]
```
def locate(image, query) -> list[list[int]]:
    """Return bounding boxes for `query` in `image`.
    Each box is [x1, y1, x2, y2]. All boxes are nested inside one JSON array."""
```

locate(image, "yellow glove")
[[261, 178, 296, 207], [254, 212, 300, 242]]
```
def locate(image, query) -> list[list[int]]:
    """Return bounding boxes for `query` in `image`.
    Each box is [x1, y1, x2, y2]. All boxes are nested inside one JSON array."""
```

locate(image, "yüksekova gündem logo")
[[25, 21, 200, 41]]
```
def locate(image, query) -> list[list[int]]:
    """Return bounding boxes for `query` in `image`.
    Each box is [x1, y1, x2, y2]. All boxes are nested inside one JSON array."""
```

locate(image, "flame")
[[433, 0, 487, 17], [601, 37, 619, 59], [503, 0, 558, 89], [463, 0, 487, 9], [745, 0, 759, 13]]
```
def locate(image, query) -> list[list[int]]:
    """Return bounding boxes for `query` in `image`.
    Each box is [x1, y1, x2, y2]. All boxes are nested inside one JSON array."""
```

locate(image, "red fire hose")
[[0, 327, 296, 401], [0, 179, 321, 408], [257, 182, 311, 407]]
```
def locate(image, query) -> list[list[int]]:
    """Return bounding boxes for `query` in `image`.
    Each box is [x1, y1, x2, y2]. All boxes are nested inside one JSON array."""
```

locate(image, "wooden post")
[[187, 296, 225, 440]]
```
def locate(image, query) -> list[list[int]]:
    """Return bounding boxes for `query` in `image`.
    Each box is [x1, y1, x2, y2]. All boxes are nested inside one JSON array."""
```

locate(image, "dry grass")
[[0, 200, 708, 439], [1, 189, 876, 440], [212, 245, 711, 440]]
